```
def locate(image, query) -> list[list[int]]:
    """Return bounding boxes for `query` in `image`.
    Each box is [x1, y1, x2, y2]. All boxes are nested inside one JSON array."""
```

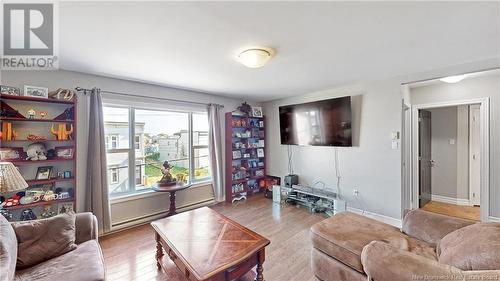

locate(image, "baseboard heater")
[[111, 198, 215, 229]]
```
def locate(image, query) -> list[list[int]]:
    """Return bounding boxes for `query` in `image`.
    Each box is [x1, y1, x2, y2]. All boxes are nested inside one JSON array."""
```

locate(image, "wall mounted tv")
[[279, 96, 352, 146]]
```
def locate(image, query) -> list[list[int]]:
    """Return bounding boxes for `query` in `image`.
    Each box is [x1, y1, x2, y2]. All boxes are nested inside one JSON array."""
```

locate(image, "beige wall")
[[1, 70, 255, 229]]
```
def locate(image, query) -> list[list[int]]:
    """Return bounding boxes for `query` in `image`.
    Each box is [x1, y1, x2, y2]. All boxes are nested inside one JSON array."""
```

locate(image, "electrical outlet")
[[353, 189, 359, 196]]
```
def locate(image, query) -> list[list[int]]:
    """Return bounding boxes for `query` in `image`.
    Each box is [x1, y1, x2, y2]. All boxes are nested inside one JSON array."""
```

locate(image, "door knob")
[[429, 160, 435, 167]]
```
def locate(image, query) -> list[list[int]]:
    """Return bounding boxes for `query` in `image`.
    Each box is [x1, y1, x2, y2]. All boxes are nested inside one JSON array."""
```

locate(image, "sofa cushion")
[[312, 247, 366, 281], [12, 212, 77, 269], [0, 215, 17, 281], [402, 209, 475, 246], [14, 240, 105, 281], [311, 212, 437, 273], [438, 222, 500, 270]]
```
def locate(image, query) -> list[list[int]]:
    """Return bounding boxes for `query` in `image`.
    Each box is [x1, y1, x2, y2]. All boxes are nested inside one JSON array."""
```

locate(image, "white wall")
[[263, 59, 499, 221], [428, 107, 459, 199], [1, 69, 255, 229], [411, 73, 500, 217]]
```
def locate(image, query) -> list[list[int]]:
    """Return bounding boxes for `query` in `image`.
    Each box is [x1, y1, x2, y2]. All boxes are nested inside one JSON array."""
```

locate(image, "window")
[[103, 105, 211, 197], [135, 161, 143, 185], [110, 168, 119, 184], [106, 135, 118, 150], [135, 135, 141, 150], [193, 113, 211, 181]]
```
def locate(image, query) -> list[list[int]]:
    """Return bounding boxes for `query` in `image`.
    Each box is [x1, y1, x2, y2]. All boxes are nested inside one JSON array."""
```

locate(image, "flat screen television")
[[279, 96, 352, 146]]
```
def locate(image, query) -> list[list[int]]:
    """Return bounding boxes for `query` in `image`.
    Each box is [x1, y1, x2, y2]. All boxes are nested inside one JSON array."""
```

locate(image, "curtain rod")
[[75, 87, 224, 108]]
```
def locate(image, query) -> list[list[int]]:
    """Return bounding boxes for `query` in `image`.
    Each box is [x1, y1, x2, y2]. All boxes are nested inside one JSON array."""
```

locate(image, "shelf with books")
[[225, 112, 267, 203]]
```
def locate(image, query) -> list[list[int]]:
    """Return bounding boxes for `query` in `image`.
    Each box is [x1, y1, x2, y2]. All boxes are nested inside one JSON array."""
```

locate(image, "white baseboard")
[[347, 207, 402, 228], [488, 216, 500, 222], [431, 195, 470, 206]]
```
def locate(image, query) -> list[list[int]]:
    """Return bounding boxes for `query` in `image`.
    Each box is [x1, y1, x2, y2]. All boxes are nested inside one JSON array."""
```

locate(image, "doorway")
[[417, 105, 482, 221], [401, 68, 497, 222]]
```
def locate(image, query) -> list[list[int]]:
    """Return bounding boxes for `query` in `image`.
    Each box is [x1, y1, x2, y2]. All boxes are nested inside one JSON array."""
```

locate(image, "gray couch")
[[0, 212, 105, 281], [311, 209, 500, 281]]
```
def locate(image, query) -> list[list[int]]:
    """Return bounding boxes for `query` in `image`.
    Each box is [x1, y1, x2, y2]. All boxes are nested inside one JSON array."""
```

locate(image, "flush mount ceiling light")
[[238, 48, 274, 68], [440, 75, 466, 83]]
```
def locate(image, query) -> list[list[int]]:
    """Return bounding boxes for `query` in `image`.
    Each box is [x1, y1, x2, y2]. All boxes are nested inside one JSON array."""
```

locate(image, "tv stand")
[[280, 185, 346, 216]]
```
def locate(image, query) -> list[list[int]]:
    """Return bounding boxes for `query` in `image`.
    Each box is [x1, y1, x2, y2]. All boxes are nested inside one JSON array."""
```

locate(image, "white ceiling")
[[59, 1, 500, 102]]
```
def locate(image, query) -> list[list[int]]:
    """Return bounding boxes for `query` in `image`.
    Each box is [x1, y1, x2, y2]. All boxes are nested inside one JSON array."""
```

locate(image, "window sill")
[[110, 180, 212, 204]]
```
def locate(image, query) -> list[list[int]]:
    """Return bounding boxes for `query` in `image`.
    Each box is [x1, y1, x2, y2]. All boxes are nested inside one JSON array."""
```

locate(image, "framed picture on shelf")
[[1, 85, 21, 96], [24, 85, 49, 99], [252, 107, 263, 118], [232, 150, 242, 159], [0, 147, 24, 160], [257, 148, 265, 158], [57, 202, 74, 214], [36, 166, 53, 180], [55, 146, 74, 159]]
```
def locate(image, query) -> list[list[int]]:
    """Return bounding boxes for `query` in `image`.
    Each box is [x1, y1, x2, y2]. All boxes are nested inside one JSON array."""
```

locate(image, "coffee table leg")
[[155, 233, 164, 270], [255, 249, 265, 281]]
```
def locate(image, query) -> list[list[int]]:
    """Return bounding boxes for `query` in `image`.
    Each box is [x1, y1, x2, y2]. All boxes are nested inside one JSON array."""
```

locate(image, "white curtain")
[[86, 88, 112, 233], [208, 104, 224, 202]]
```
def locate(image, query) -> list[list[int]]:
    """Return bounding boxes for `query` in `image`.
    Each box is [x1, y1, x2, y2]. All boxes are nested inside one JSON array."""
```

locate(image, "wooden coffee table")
[[151, 207, 270, 281]]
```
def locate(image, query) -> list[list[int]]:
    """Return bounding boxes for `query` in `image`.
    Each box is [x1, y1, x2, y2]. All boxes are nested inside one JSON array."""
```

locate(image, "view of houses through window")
[[103, 105, 211, 197]]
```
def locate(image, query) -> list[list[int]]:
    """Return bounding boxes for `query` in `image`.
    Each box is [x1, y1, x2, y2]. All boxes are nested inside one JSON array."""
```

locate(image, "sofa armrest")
[[75, 212, 98, 244], [402, 209, 475, 245], [361, 241, 463, 281]]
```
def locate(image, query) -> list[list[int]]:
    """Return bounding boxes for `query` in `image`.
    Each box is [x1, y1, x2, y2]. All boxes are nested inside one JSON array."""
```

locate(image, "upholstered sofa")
[[0, 212, 105, 281], [311, 209, 500, 281]]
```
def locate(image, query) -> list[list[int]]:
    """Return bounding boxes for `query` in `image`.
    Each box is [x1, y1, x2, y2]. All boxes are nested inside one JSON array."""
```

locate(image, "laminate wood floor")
[[422, 201, 480, 221], [100, 195, 326, 281]]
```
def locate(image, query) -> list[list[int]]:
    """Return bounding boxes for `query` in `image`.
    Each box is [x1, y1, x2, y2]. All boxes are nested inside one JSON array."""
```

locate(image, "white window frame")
[[103, 103, 211, 198]]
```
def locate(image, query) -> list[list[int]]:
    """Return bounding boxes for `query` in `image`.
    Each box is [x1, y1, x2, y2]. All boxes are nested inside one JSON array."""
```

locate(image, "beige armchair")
[[0, 212, 105, 281]]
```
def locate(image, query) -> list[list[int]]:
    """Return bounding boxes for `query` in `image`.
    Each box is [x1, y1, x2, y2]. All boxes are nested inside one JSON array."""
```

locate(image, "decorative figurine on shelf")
[[1, 194, 21, 207], [39, 111, 47, 119], [0, 108, 19, 117], [51, 123, 73, 140], [20, 208, 37, 221], [237, 102, 252, 116], [49, 88, 76, 101], [63, 107, 74, 120], [27, 108, 36, 119], [41, 190, 59, 201], [26, 142, 48, 161], [1, 122, 18, 140], [157, 161, 177, 186], [0, 208, 13, 221], [40, 205, 56, 218], [27, 134, 48, 141]]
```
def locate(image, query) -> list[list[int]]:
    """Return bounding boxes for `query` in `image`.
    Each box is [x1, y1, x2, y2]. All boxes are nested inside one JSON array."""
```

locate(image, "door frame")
[[469, 104, 481, 206], [409, 98, 489, 221]]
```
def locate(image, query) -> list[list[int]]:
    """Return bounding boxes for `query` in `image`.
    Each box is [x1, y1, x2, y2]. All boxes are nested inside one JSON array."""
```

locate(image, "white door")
[[469, 105, 481, 206]]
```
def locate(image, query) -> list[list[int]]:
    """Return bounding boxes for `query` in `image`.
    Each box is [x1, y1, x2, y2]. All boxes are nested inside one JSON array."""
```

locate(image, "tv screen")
[[279, 96, 352, 146]]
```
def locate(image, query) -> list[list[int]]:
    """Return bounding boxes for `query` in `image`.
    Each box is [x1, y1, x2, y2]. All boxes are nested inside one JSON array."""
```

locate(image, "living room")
[[0, 2, 499, 281]]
